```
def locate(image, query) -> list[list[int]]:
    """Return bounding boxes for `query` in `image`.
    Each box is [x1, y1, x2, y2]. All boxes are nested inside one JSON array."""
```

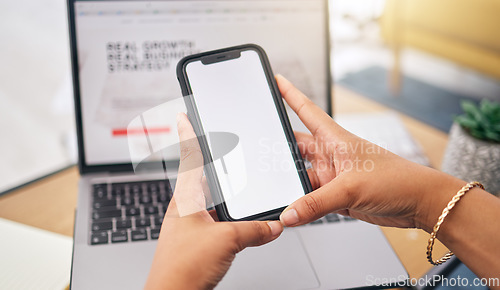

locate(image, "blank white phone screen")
[[185, 49, 305, 219]]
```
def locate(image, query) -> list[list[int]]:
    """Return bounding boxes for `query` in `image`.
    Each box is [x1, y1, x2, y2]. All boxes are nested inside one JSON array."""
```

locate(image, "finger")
[[275, 74, 339, 136], [169, 113, 207, 218], [230, 220, 283, 251], [202, 176, 214, 209], [280, 178, 352, 227], [294, 132, 319, 188], [295, 132, 335, 189], [305, 169, 319, 190], [177, 112, 204, 182], [295, 132, 319, 161]]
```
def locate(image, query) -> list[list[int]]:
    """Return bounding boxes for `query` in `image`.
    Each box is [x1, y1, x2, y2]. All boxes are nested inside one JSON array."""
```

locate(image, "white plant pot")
[[442, 122, 500, 196]]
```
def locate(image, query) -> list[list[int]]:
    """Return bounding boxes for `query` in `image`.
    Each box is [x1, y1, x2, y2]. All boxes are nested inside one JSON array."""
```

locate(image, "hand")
[[275, 74, 466, 232], [145, 113, 283, 290]]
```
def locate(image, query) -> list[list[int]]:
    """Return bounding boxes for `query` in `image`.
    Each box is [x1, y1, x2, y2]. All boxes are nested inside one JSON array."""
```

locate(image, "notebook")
[[0, 218, 72, 290]]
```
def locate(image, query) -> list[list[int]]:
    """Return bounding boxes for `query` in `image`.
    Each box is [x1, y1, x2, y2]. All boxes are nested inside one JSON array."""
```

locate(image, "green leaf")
[[461, 100, 480, 119], [455, 115, 479, 130], [492, 123, 500, 132], [480, 99, 493, 113], [469, 129, 486, 140], [485, 131, 500, 143], [489, 106, 500, 123], [481, 99, 500, 122], [459, 100, 500, 139], [491, 114, 500, 124]]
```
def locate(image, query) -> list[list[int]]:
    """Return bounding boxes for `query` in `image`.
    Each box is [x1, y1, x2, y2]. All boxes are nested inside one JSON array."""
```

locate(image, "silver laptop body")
[[68, 1, 408, 289]]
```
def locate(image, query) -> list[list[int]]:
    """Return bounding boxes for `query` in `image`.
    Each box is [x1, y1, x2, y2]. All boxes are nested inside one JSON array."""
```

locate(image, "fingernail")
[[280, 208, 299, 226], [267, 221, 283, 236]]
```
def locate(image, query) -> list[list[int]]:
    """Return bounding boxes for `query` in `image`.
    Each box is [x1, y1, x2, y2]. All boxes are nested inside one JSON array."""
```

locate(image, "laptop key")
[[144, 205, 159, 215], [160, 203, 169, 214], [130, 184, 142, 195], [111, 230, 128, 243], [158, 193, 170, 203], [131, 229, 148, 241], [125, 207, 140, 216], [157, 193, 170, 203], [91, 231, 108, 245], [325, 213, 341, 223], [136, 217, 151, 228], [343, 216, 357, 221], [111, 187, 125, 197], [92, 221, 112, 231], [93, 209, 122, 219], [147, 183, 159, 194], [150, 228, 160, 240], [93, 187, 107, 199], [310, 219, 324, 225], [154, 216, 163, 227], [93, 199, 116, 209], [116, 218, 132, 229], [139, 195, 152, 204], [121, 196, 134, 206]]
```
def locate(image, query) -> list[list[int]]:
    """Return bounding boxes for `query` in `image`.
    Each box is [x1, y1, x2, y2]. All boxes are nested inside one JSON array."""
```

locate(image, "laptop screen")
[[70, 0, 330, 171]]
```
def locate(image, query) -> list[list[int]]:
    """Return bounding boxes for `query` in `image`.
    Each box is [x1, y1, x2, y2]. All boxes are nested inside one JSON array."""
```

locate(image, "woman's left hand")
[[145, 113, 283, 290]]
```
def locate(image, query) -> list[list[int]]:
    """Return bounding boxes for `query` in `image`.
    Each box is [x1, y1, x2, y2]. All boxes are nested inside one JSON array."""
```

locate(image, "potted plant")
[[442, 99, 500, 196]]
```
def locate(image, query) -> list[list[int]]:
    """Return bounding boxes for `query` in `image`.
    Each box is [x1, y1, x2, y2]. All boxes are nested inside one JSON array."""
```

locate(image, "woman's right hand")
[[275, 75, 500, 286], [275, 75, 466, 233]]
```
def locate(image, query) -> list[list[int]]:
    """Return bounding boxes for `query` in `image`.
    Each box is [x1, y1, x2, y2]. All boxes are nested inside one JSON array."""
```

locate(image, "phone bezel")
[[176, 44, 312, 221]]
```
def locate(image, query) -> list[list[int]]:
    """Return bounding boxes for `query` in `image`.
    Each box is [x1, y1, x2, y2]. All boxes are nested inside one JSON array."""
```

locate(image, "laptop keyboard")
[[308, 213, 357, 225], [89, 180, 354, 245], [90, 180, 173, 245]]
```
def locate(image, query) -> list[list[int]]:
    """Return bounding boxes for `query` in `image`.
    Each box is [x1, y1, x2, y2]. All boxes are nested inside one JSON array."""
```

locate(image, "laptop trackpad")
[[216, 229, 319, 290]]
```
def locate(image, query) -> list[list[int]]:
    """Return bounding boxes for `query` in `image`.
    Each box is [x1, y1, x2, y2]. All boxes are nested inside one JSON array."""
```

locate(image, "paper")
[[0, 218, 72, 290]]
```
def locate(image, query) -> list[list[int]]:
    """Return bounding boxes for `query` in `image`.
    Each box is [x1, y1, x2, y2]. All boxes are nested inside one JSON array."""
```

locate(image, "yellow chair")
[[380, 0, 500, 93]]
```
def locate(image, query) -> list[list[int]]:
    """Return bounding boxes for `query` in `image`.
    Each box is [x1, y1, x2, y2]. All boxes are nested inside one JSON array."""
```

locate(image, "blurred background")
[[1, 0, 499, 194], [0, 1, 75, 193], [332, 0, 500, 130]]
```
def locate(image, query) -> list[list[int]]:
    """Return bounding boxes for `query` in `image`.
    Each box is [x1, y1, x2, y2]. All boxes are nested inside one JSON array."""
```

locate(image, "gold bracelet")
[[426, 181, 484, 266]]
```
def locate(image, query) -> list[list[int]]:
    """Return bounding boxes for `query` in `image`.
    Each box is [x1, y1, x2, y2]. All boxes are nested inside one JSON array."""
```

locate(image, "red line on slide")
[[112, 127, 171, 136]]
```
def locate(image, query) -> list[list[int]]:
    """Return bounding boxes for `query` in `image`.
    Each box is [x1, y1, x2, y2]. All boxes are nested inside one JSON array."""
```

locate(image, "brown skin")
[[145, 113, 283, 290], [276, 74, 500, 287], [276, 74, 466, 231], [146, 76, 500, 289]]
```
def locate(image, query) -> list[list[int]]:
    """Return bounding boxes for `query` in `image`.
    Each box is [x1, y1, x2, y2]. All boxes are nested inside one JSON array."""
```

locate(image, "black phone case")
[[176, 44, 312, 221]]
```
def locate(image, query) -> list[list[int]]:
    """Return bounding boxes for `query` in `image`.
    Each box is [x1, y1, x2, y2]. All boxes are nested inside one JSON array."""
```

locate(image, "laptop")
[[68, 1, 408, 289]]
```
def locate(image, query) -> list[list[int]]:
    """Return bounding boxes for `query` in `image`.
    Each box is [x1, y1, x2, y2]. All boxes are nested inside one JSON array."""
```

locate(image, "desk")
[[0, 85, 450, 281]]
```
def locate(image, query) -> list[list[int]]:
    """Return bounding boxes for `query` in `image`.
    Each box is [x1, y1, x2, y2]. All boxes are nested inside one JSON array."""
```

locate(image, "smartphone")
[[176, 44, 311, 221]]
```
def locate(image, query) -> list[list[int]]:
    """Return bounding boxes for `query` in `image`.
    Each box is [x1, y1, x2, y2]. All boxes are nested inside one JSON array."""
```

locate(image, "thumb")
[[229, 220, 284, 251], [280, 178, 351, 227]]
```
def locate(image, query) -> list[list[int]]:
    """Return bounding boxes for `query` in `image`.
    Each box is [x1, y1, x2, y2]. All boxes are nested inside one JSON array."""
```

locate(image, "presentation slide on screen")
[[75, 1, 327, 165]]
